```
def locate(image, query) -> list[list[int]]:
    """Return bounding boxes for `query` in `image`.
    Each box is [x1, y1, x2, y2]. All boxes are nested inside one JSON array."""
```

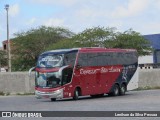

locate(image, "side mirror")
[[28, 67, 35, 77], [58, 65, 69, 79]]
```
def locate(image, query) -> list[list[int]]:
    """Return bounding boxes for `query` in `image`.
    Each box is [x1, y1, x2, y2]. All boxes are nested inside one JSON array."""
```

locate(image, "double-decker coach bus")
[[32, 48, 138, 101]]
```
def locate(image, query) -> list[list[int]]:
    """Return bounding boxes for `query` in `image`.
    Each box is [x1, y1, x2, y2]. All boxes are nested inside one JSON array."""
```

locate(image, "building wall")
[[138, 55, 153, 64]]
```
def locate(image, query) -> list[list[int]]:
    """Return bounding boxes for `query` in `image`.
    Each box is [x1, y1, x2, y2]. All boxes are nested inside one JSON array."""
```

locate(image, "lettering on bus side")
[[79, 67, 121, 75], [122, 65, 136, 81]]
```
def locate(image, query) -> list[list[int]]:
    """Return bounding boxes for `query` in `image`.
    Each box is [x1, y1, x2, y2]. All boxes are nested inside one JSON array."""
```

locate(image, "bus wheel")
[[113, 84, 120, 96], [109, 84, 119, 96], [120, 84, 126, 95], [51, 98, 56, 101], [73, 88, 79, 100]]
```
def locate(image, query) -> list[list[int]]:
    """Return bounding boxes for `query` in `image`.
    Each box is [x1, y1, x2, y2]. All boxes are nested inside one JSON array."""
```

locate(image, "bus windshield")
[[36, 71, 61, 88], [37, 54, 64, 68], [35, 51, 77, 88]]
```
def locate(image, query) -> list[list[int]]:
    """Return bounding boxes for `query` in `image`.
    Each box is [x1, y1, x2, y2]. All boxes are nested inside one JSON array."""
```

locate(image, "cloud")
[[153, 0, 160, 10], [112, 0, 150, 18], [28, 0, 77, 6], [143, 22, 160, 34], [76, 8, 96, 19], [44, 18, 64, 27], [8, 4, 20, 17], [109, 21, 123, 29], [26, 18, 37, 25], [75, 5, 110, 22]]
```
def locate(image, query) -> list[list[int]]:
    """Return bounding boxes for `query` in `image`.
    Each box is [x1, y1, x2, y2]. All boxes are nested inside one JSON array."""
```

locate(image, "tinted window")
[[121, 52, 138, 65], [78, 52, 114, 66], [97, 52, 114, 66], [88, 53, 98, 66], [78, 51, 137, 66], [64, 52, 77, 67], [97, 53, 107, 66], [78, 53, 88, 66]]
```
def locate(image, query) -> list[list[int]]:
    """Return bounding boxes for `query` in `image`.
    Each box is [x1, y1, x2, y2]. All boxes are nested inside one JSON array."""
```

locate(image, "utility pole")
[[5, 4, 11, 72]]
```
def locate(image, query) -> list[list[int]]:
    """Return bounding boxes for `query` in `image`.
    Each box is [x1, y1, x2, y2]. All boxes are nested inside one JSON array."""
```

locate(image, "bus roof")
[[41, 48, 79, 55], [41, 47, 136, 55], [79, 47, 136, 53]]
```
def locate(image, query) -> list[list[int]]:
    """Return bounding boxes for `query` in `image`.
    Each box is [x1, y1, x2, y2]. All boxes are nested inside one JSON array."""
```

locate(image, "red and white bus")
[[34, 48, 138, 101]]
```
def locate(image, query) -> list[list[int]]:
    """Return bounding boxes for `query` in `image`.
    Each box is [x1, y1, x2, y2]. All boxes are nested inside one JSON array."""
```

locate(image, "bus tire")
[[109, 84, 119, 96], [120, 84, 126, 95], [73, 88, 79, 100], [113, 84, 120, 96], [51, 98, 56, 101]]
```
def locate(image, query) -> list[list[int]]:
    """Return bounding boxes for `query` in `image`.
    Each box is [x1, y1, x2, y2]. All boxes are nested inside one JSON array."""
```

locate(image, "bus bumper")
[[35, 89, 63, 99]]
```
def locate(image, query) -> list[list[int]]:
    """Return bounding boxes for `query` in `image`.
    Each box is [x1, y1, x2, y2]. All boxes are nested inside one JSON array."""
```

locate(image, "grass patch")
[[0, 91, 10, 96], [134, 86, 160, 91], [16, 93, 35, 96], [0, 91, 5, 96], [0, 92, 34, 96]]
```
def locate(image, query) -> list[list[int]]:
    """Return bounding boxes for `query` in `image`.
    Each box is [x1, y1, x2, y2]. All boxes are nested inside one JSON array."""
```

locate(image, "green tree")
[[50, 27, 151, 56], [71, 26, 116, 47], [47, 38, 75, 50], [47, 26, 115, 49], [0, 50, 7, 68], [104, 29, 152, 56], [12, 26, 74, 71]]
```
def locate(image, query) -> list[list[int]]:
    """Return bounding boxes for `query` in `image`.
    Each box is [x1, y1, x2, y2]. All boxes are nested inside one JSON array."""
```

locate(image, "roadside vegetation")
[[133, 86, 160, 91], [0, 91, 10, 96], [0, 91, 34, 96], [1, 26, 152, 71], [16, 93, 35, 96]]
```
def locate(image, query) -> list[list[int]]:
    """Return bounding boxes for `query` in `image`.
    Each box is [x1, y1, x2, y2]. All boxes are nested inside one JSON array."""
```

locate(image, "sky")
[[0, 0, 160, 47]]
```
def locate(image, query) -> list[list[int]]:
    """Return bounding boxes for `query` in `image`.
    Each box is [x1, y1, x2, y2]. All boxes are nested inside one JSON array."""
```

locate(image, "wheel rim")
[[121, 85, 126, 94], [113, 85, 119, 96], [75, 90, 79, 97], [114, 87, 119, 95], [73, 89, 79, 100]]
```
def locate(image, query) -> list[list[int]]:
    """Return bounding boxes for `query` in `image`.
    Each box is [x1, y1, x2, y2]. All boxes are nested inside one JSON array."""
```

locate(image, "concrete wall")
[[138, 69, 160, 88], [0, 69, 160, 94], [0, 72, 35, 94]]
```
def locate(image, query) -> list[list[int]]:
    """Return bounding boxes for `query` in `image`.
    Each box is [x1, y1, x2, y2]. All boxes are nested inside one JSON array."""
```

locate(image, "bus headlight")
[[35, 89, 64, 99], [53, 89, 63, 94]]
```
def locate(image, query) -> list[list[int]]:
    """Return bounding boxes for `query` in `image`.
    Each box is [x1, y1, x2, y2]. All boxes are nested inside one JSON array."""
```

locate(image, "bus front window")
[[36, 72, 61, 88]]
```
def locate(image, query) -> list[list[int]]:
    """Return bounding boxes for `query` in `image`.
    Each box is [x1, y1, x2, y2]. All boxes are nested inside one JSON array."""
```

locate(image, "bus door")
[[76, 53, 103, 95], [73, 66, 93, 95]]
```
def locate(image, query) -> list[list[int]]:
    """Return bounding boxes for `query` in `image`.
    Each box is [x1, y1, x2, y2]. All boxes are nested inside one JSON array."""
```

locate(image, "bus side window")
[[116, 52, 122, 65], [97, 53, 103, 66], [64, 52, 77, 67], [107, 52, 114, 65], [88, 53, 98, 66], [127, 52, 133, 65], [77, 53, 88, 67], [134, 52, 138, 64], [112, 53, 117, 65]]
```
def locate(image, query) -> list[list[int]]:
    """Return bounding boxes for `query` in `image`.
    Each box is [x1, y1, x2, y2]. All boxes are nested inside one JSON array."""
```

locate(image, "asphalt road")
[[0, 89, 160, 120]]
